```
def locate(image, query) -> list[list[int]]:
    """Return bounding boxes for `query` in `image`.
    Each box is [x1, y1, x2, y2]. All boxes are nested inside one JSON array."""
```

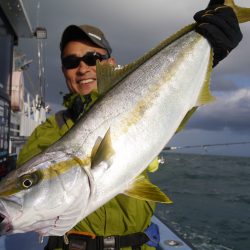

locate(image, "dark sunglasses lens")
[[62, 56, 80, 69], [62, 53, 108, 69], [84, 53, 102, 66]]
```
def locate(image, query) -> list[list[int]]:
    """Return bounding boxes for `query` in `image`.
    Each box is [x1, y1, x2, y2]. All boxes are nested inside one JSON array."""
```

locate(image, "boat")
[[0, 0, 48, 179]]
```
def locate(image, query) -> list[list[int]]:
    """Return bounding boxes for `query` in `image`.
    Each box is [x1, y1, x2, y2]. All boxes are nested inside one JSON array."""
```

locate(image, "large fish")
[[0, 0, 249, 237]]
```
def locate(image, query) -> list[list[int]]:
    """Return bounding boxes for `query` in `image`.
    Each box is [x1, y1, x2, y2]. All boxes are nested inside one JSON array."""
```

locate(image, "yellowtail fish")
[[0, 0, 249, 237]]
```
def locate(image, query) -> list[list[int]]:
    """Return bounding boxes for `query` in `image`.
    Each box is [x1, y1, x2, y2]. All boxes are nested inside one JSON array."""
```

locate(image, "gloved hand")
[[194, 4, 243, 66]]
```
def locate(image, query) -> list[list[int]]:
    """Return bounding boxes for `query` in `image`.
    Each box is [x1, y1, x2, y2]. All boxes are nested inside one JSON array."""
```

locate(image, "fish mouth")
[[0, 213, 13, 235], [0, 213, 5, 223], [0, 204, 13, 235]]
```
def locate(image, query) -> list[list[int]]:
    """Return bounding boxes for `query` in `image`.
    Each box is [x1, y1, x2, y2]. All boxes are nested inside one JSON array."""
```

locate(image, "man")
[[17, 3, 242, 250]]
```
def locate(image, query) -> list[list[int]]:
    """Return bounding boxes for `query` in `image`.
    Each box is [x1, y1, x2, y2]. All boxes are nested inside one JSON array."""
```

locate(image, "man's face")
[[62, 40, 115, 95]]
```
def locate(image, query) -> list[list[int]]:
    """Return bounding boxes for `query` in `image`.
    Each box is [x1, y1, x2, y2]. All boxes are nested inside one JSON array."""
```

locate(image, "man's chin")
[[77, 89, 93, 96], [78, 85, 97, 96]]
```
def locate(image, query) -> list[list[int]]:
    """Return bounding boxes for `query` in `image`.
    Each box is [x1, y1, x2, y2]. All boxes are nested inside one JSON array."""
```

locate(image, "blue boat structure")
[[152, 215, 195, 250]]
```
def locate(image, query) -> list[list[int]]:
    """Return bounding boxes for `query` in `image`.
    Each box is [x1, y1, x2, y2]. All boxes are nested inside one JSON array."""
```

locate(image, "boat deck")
[[152, 215, 195, 250]]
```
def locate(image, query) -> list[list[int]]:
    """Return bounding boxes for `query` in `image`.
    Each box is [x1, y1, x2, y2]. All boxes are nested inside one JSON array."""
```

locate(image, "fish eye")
[[22, 179, 33, 188], [19, 172, 40, 189]]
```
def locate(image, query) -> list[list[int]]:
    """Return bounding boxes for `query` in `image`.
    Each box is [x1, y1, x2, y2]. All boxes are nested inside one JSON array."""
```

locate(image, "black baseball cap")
[[60, 24, 112, 56]]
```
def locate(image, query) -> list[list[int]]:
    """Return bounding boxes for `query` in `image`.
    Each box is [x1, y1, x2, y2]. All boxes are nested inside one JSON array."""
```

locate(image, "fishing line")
[[163, 141, 250, 151]]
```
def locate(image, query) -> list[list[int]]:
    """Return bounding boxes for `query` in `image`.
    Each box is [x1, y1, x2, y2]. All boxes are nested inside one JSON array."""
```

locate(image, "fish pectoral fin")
[[124, 175, 172, 203], [91, 136, 103, 160], [91, 128, 115, 168]]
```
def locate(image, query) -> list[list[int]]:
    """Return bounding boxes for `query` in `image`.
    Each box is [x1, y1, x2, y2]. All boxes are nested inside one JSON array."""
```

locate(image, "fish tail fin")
[[225, 0, 250, 23]]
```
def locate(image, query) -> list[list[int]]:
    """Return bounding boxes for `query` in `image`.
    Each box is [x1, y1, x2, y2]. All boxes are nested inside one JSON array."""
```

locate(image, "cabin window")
[[0, 8, 15, 167]]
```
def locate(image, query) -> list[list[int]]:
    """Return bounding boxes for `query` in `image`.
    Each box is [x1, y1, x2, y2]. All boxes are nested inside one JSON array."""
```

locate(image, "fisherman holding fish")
[[0, 0, 245, 250]]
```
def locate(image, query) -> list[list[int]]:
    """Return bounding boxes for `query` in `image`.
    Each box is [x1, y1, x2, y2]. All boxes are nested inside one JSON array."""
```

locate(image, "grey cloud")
[[186, 89, 250, 132], [17, 0, 250, 117], [210, 75, 242, 92]]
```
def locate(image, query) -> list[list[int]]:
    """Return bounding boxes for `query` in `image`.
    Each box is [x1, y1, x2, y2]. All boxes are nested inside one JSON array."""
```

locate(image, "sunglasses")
[[62, 51, 109, 69]]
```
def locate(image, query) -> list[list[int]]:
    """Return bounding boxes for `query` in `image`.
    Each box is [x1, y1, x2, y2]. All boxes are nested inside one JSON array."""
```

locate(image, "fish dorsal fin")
[[96, 62, 141, 95], [96, 62, 119, 95], [91, 128, 115, 168], [124, 175, 172, 203], [96, 24, 195, 96]]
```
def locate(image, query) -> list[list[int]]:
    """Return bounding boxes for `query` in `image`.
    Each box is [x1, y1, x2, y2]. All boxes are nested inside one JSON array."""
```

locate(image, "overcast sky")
[[17, 0, 250, 157]]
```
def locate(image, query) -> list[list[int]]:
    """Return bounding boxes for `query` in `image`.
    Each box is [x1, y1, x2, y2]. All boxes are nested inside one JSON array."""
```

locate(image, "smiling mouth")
[[77, 79, 95, 84]]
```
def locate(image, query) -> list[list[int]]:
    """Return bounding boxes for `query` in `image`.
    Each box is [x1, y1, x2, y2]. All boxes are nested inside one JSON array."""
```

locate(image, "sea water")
[[150, 153, 250, 250]]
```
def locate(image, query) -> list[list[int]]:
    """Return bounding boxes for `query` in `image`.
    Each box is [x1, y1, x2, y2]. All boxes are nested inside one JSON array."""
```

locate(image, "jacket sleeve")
[[16, 115, 61, 167]]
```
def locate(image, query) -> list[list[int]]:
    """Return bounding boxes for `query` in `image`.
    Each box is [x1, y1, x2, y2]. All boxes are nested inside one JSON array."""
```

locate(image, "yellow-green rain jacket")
[[17, 93, 159, 250]]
